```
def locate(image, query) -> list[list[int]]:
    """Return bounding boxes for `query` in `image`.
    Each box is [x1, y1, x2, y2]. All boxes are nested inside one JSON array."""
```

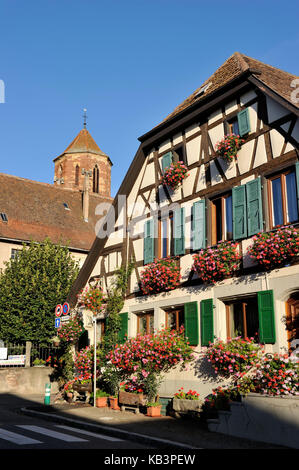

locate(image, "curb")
[[20, 407, 200, 449]]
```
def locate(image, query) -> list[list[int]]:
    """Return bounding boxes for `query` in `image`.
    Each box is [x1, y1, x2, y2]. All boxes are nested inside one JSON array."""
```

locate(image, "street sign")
[[62, 302, 70, 315], [55, 304, 62, 317], [60, 315, 70, 323], [55, 318, 61, 328]]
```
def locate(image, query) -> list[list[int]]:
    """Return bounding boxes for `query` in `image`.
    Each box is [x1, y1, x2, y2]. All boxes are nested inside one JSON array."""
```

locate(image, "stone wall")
[[0, 367, 59, 395]]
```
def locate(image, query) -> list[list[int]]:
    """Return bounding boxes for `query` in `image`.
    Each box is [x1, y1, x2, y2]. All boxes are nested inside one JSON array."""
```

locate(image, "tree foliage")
[[0, 238, 79, 344]]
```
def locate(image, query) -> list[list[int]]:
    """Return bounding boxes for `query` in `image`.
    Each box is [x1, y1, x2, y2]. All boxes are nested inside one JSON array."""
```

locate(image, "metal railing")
[[0, 341, 61, 368]]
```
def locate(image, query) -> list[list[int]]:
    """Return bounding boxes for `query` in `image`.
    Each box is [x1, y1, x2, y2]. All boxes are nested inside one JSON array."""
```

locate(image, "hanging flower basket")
[[140, 257, 181, 295], [192, 242, 241, 284], [77, 283, 106, 315], [57, 314, 84, 344], [215, 134, 244, 163], [248, 225, 299, 270], [161, 161, 188, 190]]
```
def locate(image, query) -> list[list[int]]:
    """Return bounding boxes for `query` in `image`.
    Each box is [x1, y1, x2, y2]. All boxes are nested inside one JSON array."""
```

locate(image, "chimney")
[[82, 169, 92, 222]]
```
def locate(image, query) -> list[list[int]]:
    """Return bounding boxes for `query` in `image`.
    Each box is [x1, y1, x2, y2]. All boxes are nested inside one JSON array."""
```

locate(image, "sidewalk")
[[18, 394, 286, 449]]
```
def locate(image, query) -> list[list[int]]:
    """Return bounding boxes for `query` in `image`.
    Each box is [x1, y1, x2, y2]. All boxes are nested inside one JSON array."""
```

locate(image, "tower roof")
[[54, 128, 111, 163]]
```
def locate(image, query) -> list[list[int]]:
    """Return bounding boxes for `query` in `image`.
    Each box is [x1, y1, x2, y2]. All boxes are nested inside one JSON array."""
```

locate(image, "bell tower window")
[[93, 165, 99, 193], [75, 165, 80, 186]]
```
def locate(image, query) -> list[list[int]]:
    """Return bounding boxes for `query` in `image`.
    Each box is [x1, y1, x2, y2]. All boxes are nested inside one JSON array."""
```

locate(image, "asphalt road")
[[0, 393, 152, 450]]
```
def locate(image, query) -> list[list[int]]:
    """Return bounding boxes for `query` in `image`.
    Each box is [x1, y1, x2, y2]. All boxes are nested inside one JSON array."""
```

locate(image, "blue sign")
[[55, 318, 61, 328]]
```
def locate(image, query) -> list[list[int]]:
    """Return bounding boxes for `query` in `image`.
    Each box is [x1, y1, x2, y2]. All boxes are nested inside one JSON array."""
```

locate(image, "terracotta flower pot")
[[96, 396, 108, 408], [66, 392, 73, 403], [146, 405, 162, 417], [109, 397, 120, 410]]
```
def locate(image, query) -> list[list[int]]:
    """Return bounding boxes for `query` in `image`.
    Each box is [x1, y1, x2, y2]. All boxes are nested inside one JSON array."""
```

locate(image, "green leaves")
[[0, 238, 80, 344]]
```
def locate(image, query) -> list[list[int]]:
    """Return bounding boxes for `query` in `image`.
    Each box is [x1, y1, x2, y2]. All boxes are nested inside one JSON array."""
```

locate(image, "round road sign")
[[62, 302, 70, 315], [55, 304, 62, 317]]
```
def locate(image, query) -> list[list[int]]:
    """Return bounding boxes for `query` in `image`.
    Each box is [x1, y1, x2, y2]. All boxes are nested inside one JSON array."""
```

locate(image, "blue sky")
[[0, 0, 298, 196]]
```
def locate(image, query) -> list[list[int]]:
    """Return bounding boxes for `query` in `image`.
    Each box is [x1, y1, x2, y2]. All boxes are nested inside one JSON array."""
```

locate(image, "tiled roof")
[[161, 52, 298, 124], [54, 128, 109, 161], [0, 173, 113, 251]]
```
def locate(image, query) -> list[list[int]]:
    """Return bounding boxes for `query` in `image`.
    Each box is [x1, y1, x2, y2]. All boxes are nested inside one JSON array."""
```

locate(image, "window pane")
[[162, 219, 168, 258], [139, 316, 147, 334], [232, 119, 239, 135], [285, 172, 298, 223], [271, 177, 283, 226], [167, 312, 176, 330], [149, 315, 154, 333], [225, 195, 233, 240]]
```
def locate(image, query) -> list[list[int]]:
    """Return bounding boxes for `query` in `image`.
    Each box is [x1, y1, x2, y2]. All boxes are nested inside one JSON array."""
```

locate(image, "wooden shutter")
[[174, 207, 185, 255], [144, 219, 154, 265], [200, 299, 214, 346], [118, 312, 129, 344], [162, 151, 173, 174], [232, 185, 247, 240], [258, 290, 276, 344], [246, 177, 263, 236], [295, 162, 299, 212], [237, 108, 251, 136], [192, 200, 206, 250], [184, 302, 199, 346]]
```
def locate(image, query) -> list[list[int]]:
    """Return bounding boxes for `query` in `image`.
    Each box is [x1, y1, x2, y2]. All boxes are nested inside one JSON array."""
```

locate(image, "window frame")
[[267, 168, 298, 229], [137, 311, 154, 335], [225, 296, 259, 341], [211, 191, 233, 245], [157, 213, 173, 259], [165, 307, 184, 332]]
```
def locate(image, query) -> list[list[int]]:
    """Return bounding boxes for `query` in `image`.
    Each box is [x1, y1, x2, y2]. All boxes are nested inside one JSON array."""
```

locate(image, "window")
[[137, 311, 154, 335], [165, 307, 184, 331], [225, 296, 259, 341], [226, 116, 239, 135], [172, 144, 186, 165], [11, 248, 21, 260], [93, 165, 99, 193], [268, 168, 298, 228], [63, 202, 70, 210], [75, 165, 80, 186], [158, 215, 173, 258], [211, 192, 233, 245], [0, 212, 8, 222]]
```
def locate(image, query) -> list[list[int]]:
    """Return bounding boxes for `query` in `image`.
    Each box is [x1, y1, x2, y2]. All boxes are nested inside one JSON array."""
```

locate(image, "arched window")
[[75, 165, 80, 186], [93, 165, 99, 193]]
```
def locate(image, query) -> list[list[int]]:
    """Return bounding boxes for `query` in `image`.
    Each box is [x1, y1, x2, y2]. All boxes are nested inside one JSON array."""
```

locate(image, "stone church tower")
[[53, 126, 112, 198]]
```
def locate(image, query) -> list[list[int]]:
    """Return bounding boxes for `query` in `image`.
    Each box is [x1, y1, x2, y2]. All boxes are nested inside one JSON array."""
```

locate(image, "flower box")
[[73, 383, 92, 393], [161, 160, 188, 190], [118, 390, 147, 406], [140, 257, 181, 295], [215, 134, 244, 163], [172, 398, 203, 413]]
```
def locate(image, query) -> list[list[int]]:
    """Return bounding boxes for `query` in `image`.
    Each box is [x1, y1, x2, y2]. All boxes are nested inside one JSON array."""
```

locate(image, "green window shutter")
[[184, 302, 199, 346], [200, 299, 214, 346], [144, 219, 155, 265], [232, 185, 247, 240], [174, 207, 185, 255], [162, 151, 173, 174], [246, 177, 263, 236], [295, 162, 299, 212], [118, 312, 129, 344], [192, 200, 206, 250], [257, 290, 276, 344], [237, 108, 251, 136]]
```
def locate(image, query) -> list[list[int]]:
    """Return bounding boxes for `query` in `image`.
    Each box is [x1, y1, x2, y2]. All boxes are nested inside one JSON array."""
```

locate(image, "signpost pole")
[[93, 316, 97, 408]]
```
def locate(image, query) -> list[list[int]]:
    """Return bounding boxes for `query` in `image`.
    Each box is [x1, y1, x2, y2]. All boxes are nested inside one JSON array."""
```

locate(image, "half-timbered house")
[[68, 53, 299, 396]]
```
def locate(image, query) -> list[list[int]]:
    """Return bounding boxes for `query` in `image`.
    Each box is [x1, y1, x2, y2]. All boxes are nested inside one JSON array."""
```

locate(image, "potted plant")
[[32, 358, 46, 367], [215, 134, 244, 163], [94, 389, 109, 407], [109, 395, 120, 410], [63, 379, 75, 402], [146, 401, 163, 417], [172, 388, 202, 413], [161, 160, 188, 191]]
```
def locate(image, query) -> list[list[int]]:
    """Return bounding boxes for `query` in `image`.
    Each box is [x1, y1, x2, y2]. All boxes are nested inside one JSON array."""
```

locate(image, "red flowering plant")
[[107, 327, 194, 402], [192, 242, 241, 284], [77, 282, 106, 315], [162, 161, 189, 191], [57, 314, 84, 344], [140, 257, 181, 295], [215, 134, 244, 163], [252, 353, 299, 397], [174, 387, 200, 400], [248, 225, 299, 270], [205, 337, 264, 379], [74, 345, 103, 379]]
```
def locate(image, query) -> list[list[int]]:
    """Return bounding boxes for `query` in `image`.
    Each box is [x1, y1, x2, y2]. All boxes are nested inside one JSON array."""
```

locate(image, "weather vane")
[[83, 108, 87, 128]]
